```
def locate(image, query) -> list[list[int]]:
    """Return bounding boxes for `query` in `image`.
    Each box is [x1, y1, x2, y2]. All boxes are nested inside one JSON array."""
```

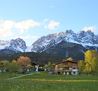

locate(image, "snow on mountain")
[[31, 30, 98, 52], [0, 40, 10, 49], [31, 34, 57, 52], [0, 38, 27, 52], [0, 30, 98, 52]]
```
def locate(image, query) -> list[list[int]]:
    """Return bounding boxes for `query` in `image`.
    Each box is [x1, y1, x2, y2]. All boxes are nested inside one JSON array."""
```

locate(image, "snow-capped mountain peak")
[[0, 38, 27, 52], [31, 30, 98, 52], [0, 30, 98, 52]]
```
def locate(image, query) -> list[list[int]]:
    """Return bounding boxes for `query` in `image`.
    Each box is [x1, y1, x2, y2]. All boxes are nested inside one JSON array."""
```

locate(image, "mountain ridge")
[[0, 30, 98, 63], [0, 38, 27, 52], [31, 30, 98, 52], [0, 30, 98, 52]]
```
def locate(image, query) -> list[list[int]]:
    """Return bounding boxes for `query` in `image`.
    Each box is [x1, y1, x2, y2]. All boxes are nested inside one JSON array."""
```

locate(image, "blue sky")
[[0, 0, 98, 45]]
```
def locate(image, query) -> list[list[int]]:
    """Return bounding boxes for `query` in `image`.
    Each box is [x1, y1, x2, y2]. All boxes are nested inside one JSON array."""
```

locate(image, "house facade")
[[54, 58, 79, 75]]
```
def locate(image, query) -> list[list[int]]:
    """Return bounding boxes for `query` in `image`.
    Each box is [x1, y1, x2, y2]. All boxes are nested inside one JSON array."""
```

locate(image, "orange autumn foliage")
[[17, 56, 31, 66]]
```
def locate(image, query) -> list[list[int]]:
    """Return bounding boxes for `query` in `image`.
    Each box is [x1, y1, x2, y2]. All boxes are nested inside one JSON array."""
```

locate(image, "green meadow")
[[0, 72, 98, 91]]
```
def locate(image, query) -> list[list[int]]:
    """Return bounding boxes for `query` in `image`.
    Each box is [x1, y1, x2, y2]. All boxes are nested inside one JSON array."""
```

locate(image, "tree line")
[[0, 50, 98, 74]]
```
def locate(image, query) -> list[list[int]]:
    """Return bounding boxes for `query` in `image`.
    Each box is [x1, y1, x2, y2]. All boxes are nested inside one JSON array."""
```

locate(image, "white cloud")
[[17, 35, 40, 45], [82, 26, 96, 32], [15, 20, 40, 32], [0, 19, 60, 45], [0, 19, 40, 37], [0, 20, 15, 36], [47, 20, 60, 30]]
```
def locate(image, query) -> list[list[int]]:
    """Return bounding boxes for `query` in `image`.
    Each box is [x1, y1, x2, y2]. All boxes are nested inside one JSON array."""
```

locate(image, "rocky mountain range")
[[0, 38, 27, 52], [0, 30, 98, 53], [31, 30, 98, 52], [0, 30, 98, 60]]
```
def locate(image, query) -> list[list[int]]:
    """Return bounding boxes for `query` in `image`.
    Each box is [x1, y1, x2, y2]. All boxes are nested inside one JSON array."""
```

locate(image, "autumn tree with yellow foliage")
[[78, 60, 85, 73], [83, 50, 98, 73]]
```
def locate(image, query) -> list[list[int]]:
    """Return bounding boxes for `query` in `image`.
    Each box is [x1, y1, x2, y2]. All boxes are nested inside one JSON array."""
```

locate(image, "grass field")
[[0, 72, 98, 91]]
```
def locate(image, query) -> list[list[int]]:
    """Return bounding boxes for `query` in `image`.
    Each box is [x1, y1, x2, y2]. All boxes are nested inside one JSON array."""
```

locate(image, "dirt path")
[[7, 73, 33, 80]]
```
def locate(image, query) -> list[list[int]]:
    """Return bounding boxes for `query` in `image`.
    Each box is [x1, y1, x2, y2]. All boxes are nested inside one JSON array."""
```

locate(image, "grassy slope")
[[0, 72, 98, 91], [0, 72, 22, 80]]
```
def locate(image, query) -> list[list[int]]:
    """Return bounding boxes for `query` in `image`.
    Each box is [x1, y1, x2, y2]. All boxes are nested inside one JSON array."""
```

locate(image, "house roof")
[[55, 57, 77, 65], [62, 60, 77, 64]]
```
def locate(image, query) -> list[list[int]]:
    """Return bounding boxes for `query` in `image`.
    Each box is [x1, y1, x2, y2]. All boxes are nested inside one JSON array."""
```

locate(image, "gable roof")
[[56, 57, 77, 65]]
